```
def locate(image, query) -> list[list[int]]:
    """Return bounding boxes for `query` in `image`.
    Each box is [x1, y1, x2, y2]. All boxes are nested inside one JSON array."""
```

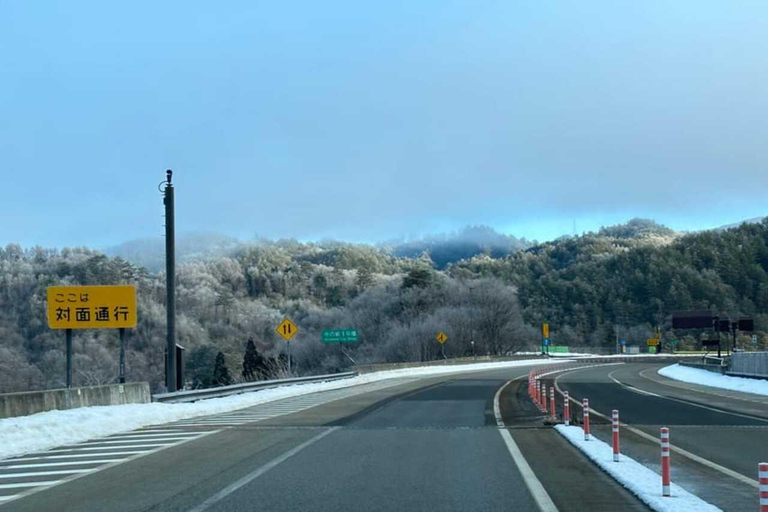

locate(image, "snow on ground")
[[0, 359, 566, 460], [554, 425, 722, 512], [659, 363, 768, 396]]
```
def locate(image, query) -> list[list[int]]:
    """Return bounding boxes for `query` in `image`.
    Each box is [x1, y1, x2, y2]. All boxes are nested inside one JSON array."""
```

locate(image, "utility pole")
[[162, 170, 177, 392], [615, 324, 620, 355]]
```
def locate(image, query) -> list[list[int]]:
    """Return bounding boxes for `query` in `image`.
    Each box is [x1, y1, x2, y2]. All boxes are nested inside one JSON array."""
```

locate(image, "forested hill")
[[3, 218, 768, 394], [450, 218, 768, 347]]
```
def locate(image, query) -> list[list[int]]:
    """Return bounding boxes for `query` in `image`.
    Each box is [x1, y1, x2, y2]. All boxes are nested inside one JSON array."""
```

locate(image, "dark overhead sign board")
[[672, 311, 713, 329], [739, 318, 755, 332]]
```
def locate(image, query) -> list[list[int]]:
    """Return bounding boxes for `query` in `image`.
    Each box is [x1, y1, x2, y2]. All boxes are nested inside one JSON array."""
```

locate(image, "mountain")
[[386, 225, 533, 269], [105, 232, 243, 272]]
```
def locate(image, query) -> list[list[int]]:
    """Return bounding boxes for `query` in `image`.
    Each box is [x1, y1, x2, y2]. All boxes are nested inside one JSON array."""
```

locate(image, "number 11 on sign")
[[276, 318, 299, 374]]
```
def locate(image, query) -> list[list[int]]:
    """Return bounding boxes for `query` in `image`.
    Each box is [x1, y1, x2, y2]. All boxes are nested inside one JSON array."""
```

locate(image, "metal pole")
[[164, 170, 177, 392], [287, 341, 291, 375], [119, 327, 126, 384], [66, 329, 73, 388], [615, 324, 620, 355]]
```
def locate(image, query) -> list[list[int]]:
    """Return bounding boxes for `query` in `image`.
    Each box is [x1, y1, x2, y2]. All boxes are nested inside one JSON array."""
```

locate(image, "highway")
[[0, 364, 650, 512], [554, 362, 768, 512]]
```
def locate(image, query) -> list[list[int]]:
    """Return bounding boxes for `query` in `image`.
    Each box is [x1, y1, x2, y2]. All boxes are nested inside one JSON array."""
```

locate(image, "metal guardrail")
[[152, 372, 358, 403]]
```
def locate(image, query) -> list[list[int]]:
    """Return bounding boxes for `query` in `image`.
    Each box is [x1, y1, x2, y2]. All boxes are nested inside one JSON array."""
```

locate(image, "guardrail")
[[152, 372, 358, 403]]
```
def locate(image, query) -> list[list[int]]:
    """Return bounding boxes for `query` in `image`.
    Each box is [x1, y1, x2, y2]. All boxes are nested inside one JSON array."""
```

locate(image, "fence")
[[730, 352, 768, 378]]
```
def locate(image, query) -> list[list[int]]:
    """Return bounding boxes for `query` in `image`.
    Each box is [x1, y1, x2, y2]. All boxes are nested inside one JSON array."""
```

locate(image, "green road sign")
[[322, 329, 359, 344]]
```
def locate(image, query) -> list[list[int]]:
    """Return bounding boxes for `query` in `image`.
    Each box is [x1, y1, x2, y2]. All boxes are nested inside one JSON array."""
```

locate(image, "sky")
[[1, 1, 767, 249]]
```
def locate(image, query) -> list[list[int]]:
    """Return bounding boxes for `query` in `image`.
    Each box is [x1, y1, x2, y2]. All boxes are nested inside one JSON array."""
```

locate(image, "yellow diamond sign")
[[436, 332, 448, 344], [276, 317, 299, 341]]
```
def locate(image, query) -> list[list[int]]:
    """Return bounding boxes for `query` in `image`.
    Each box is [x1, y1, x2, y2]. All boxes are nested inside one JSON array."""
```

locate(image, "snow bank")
[[554, 425, 722, 512], [0, 359, 562, 460], [659, 364, 768, 396]]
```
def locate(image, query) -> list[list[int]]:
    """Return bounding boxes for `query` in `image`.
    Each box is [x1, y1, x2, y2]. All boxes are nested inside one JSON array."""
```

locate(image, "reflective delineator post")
[[542, 384, 548, 412], [661, 427, 671, 497], [759, 462, 768, 512], [583, 398, 590, 440], [564, 391, 570, 426], [612, 409, 620, 462], [550, 387, 556, 421]]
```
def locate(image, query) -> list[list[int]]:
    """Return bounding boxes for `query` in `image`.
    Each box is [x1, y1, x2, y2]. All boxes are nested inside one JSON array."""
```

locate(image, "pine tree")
[[212, 351, 232, 387], [242, 337, 261, 381], [355, 267, 374, 291]]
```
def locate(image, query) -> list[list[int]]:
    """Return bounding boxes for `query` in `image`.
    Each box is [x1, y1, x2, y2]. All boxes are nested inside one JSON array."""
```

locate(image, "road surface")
[[0, 365, 650, 512]]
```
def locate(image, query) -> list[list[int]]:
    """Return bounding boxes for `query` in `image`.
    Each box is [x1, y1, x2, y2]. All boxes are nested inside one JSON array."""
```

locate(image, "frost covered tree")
[[211, 351, 232, 387]]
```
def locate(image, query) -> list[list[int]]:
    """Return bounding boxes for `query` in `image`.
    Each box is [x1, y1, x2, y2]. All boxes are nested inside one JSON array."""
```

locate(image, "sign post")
[[47, 285, 137, 388], [542, 323, 550, 355], [276, 318, 299, 375], [436, 332, 448, 359]]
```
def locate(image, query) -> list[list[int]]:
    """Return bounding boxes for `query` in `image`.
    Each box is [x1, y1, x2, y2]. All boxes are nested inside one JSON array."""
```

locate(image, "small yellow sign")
[[436, 332, 448, 344], [47, 285, 137, 330], [276, 318, 299, 341], [646, 338, 660, 346], [542, 323, 549, 339]]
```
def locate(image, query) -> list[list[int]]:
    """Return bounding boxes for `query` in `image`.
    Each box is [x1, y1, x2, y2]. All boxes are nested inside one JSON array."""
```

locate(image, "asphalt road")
[[555, 362, 768, 512], [0, 365, 650, 512]]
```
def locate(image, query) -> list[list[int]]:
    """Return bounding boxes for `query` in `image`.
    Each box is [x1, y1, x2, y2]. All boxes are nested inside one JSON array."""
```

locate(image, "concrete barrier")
[[731, 352, 768, 378], [679, 361, 727, 374], [354, 354, 697, 374], [0, 382, 151, 419]]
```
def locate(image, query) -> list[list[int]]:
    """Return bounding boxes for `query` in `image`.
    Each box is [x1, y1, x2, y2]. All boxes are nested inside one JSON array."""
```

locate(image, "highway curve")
[[0, 365, 650, 512]]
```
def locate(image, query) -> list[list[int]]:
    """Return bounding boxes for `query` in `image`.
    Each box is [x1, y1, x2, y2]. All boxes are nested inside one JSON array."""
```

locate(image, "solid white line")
[[494, 379, 559, 512], [0, 469, 91, 479], [4, 451, 147, 462], [0, 495, 19, 501], [83, 437, 194, 445], [553, 369, 760, 489], [42, 444, 178, 453], [105, 433, 203, 440], [186, 427, 339, 512], [608, 369, 768, 423], [0, 460, 122, 469], [0, 481, 62, 490]]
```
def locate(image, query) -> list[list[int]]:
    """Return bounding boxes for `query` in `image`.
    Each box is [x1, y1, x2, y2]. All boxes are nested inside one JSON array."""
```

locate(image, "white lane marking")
[[43, 444, 179, 453], [0, 460, 122, 469], [0, 469, 92, 479], [0, 496, 19, 501], [0, 481, 62, 490], [104, 433, 205, 440], [494, 379, 559, 512], [186, 427, 340, 512], [3, 451, 148, 462], [553, 369, 760, 489], [83, 437, 195, 445], [608, 369, 768, 423], [641, 367, 768, 406]]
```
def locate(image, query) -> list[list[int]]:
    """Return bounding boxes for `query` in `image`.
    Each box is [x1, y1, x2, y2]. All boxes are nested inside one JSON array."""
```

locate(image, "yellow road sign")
[[47, 285, 137, 330], [436, 332, 448, 344], [542, 323, 549, 339], [276, 318, 299, 341], [646, 338, 660, 346]]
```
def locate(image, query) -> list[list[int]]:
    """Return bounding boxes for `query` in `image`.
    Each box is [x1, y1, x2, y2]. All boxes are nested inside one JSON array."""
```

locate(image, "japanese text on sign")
[[47, 285, 137, 329]]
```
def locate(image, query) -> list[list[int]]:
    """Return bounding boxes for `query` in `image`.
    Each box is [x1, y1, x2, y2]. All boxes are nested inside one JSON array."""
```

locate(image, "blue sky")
[[1, 1, 766, 248]]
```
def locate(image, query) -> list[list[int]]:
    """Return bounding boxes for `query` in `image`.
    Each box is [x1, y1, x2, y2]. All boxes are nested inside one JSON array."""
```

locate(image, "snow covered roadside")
[[554, 425, 722, 512], [659, 363, 768, 396], [0, 358, 564, 460]]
